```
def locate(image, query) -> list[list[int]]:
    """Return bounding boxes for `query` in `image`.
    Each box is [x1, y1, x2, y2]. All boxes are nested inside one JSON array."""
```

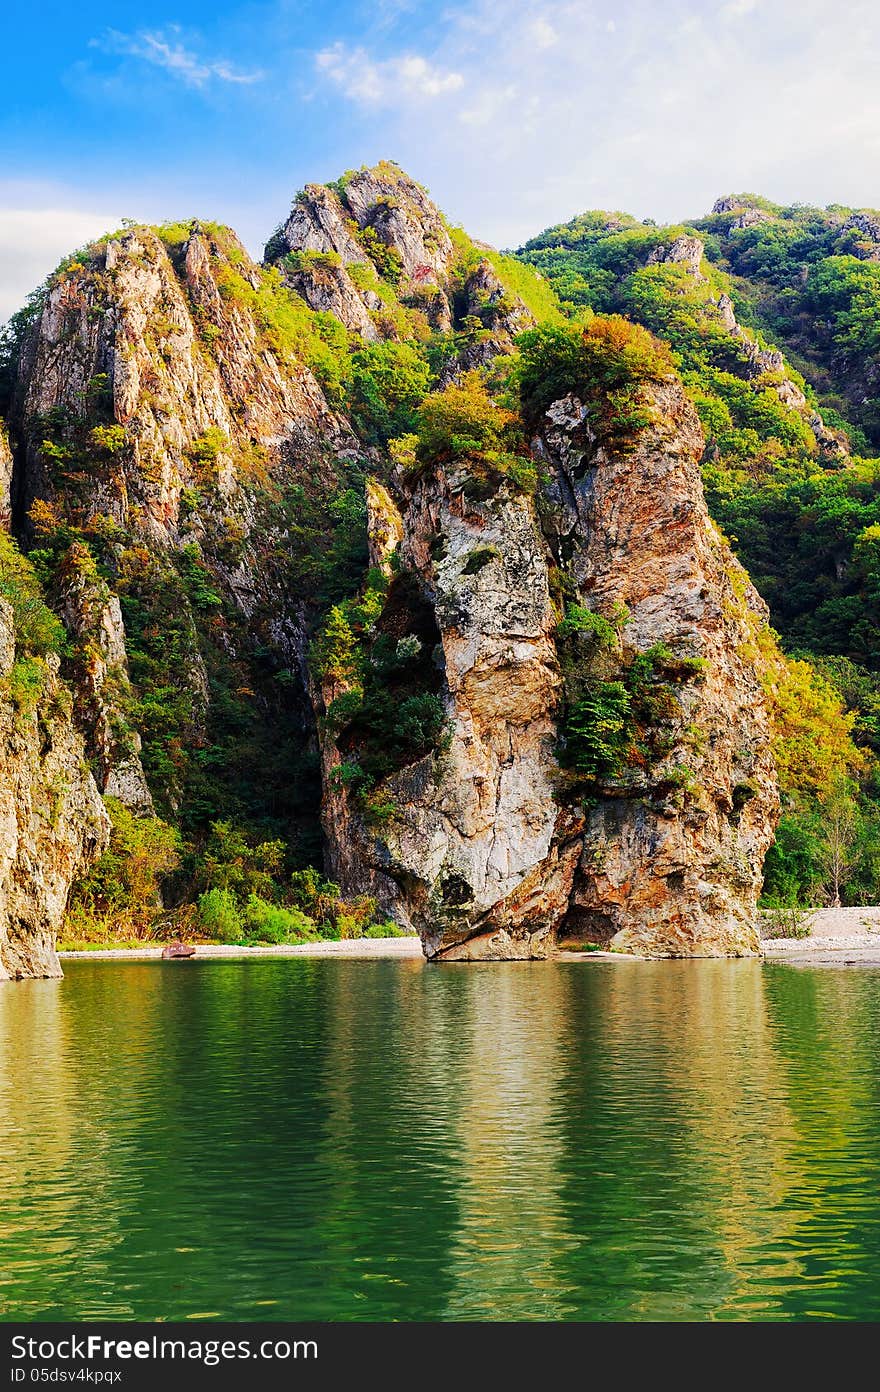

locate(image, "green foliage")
[[563, 681, 633, 779], [364, 921, 405, 938], [177, 544, 222, 611], [557, 602, 622, 647], [487, 254, 562, 324], [0, 532, 65, 657], [197, 886, 243, 942], [346, 341, 432, 446], [314, 571, 447, 799], [357, 226, 403, 284], [196, 820, 286, 903], [213, 257, 350, 404], [68, 800, 181, 939], [462, 546, 500, 575], [405, 371, 536, 493], [517, 317, 673, 439], [242, 894, 316, 944]]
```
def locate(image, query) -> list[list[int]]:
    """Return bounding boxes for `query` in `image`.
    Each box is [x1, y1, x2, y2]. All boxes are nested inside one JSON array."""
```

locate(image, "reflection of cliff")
[[6, 959, 880, 1321], [0, 971, 135, 1317], [759, 967, 880, 1317], [437, 966, 575, 1319], [554, 962, 828, 1319], [314, 957, 464, 1318]]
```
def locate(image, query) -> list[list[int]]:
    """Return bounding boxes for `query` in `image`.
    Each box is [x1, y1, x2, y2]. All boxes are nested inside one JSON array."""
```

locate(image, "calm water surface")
[[2, 957, 880, 1321]]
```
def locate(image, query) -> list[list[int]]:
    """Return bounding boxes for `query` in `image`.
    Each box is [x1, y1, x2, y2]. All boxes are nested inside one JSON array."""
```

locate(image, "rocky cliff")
[[317, 344, 779, 958], [0, 597, 109, 978], [0, 162, 789, 968]]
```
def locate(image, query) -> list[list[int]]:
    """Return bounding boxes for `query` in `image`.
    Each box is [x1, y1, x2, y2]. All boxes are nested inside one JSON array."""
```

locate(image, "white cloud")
[[315, 42, 464, 105], [310, 0, 880, 250], [97, 27, 263, 89], [0, 207, 123, 326], [460, 85, 518, 128], [529, 18, 559, 49]]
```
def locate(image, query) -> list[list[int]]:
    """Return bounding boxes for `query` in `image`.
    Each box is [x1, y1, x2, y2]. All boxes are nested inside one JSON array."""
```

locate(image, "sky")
[[1, 0, 879, 323]]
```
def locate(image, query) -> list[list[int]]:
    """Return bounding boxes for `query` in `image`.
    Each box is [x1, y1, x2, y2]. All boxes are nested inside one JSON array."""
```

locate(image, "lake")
[[2, 957, 880, 1321]]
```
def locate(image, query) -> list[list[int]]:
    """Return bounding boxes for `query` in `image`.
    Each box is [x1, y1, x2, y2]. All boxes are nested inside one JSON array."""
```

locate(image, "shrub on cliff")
[[403, 372, 536, 493], [347, 341, 433, 446], [0, 532, 65, 658], [516, 317, 674, 438], [66, 799, 181, 941]]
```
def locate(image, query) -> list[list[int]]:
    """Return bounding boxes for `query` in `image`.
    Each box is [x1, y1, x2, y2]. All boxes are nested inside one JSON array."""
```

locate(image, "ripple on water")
[[1, 957, 880, 1320]]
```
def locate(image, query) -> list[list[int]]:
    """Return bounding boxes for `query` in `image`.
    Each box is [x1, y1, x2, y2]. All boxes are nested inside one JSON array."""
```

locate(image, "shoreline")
[[56, 909, 880, 966], [58, 937, 425, 961], [762, 905, 880, 966]]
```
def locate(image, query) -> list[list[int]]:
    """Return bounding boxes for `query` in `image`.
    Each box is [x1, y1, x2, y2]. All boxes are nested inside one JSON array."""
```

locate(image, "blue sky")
[[2, 0, 879, 322]]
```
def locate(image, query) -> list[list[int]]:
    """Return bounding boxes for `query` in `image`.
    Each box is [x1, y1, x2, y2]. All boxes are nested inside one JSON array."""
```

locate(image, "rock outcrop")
[[537, 384, 779, 957], [267, 162, 532, 362], [54, 547, 153, 812], [7, 219, 364, 818], [12, 224, 356, 547], [1, 163, 790, 970], [647, 234, 706, 278], [0, 600, 109, 979], [319, 375, 779, 959], [0, 425, 12, 527]]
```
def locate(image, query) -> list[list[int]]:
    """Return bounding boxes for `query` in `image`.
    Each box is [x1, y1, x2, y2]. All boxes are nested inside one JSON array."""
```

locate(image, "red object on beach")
[[161, 941, 196, 960]]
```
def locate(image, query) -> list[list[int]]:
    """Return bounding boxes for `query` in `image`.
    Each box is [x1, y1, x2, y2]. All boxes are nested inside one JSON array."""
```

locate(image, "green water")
[[2, 958, 880, 1321]]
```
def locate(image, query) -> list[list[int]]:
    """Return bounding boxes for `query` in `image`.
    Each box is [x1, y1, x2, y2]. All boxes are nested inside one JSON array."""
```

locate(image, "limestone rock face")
[[0, 599, 109, 979], [54, 552, 153, 813], [282, 260, 380, 340], [342, 165, 455, 282], [14, 226, 355, 549], [274, 185, 365, 265], [647, 235, 706, 278], [320, 379, 779, 959], [320, 464, 569, 958], [0, 424, 12, 527], [536, 384, 779, 957], [9, 222, 361, 815]]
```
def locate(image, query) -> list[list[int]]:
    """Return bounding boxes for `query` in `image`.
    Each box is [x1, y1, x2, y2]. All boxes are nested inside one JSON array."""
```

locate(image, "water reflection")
[[1, 959, 880, 1320]]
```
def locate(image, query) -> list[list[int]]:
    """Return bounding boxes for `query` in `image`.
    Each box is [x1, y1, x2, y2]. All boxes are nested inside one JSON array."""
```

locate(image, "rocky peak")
[[270, 184, 365, 265], [13, 223, 354, 548], [647, 234, 706, 279], [341, 163, 455, 282]]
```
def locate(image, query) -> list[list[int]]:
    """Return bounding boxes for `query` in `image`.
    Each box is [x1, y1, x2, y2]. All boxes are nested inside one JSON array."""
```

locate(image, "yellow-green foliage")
[[407, 371, 536, 491], [517, 315, 674, 442], [0, 531, 65, 658], [213, 258, 350, 402], [485, 251, 565, 325], [764, 652, 866, 799], [65, 799, 181, 942], [447, 225, 564, 326]]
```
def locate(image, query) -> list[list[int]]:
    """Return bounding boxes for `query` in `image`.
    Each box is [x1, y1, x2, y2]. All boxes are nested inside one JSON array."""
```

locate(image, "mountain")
[[0, 162, 870, 971]]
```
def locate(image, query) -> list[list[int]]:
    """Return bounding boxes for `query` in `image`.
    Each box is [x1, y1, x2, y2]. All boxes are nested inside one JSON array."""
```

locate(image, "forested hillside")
[[0, 166, 876, 971], [517, 194, 880, 907]]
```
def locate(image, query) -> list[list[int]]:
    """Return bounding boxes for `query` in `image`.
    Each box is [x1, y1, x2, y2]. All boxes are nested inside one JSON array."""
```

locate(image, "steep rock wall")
[[0, 599, 109, 979], [8, 222, 363, 819], [320, 378, 779, 959]]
